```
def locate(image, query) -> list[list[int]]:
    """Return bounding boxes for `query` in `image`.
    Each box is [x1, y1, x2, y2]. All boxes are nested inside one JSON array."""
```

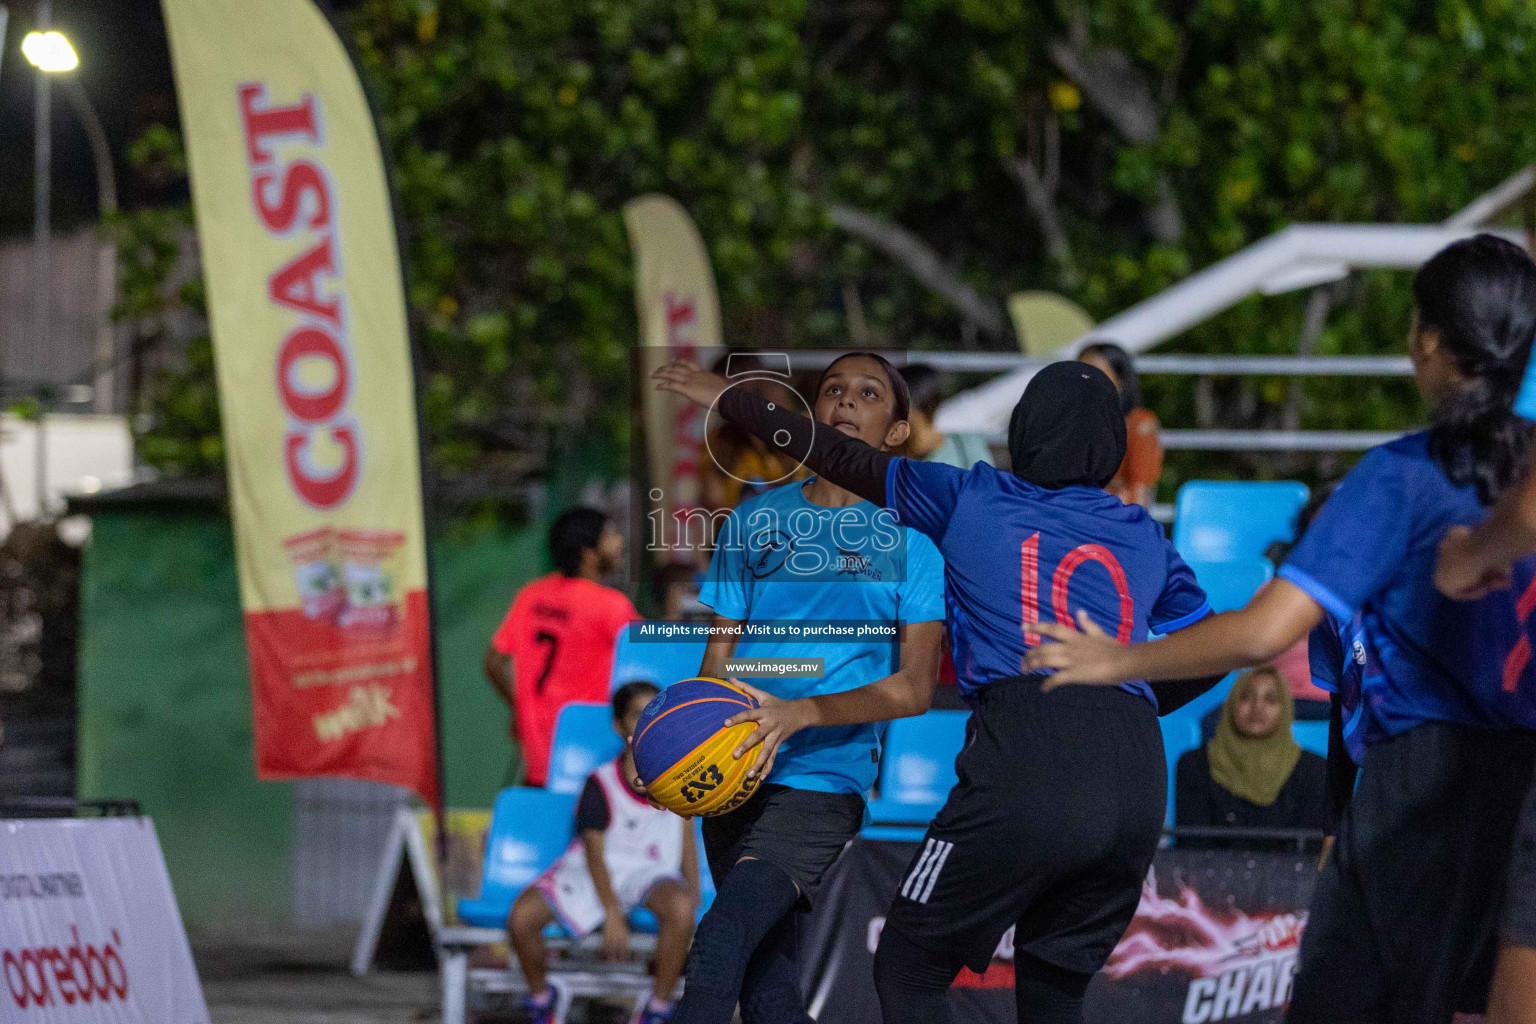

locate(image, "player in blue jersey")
[[1028, 234, 1536, 1024], [666, 352, 947, 1024], [655, 356, 1219, 1024], [1428, 256, 1536, 1024]]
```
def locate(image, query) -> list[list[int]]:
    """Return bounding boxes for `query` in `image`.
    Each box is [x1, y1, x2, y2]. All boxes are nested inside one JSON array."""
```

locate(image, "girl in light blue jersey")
[[668, 353, 946, 1024]]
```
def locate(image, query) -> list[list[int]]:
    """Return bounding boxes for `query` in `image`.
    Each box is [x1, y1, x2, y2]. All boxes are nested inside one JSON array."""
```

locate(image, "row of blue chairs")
[[531, 682, 1326, 843], [468, 696, 1330, 930]]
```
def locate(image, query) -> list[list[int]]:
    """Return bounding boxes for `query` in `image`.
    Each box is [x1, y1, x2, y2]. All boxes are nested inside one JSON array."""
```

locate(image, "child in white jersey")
[[509, 681, 700, 1024]]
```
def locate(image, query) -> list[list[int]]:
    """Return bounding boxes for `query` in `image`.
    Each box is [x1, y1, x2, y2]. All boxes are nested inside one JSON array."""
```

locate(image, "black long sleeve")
[[1325, 694, 1358, 832], [718, 386, 891, 506], [1149, 674, 1227, 717]]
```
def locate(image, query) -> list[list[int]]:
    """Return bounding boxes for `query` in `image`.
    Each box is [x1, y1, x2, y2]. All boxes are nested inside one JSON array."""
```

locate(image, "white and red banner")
[[0, 817, 209, 1023], [162, 0, 438, 805], [623, 195, 722, 553]]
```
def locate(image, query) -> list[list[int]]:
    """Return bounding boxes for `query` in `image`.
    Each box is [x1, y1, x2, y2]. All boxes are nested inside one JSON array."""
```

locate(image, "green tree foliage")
[[130, 0, 1536, 493]]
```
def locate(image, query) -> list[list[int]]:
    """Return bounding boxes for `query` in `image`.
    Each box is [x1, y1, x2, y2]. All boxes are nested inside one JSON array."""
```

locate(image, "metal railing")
[[983, 428, 1407, 451], [789, 350, 1414, 376], [0, 796, 141, 818], [738, 350, 1417, 452], [1165, 825, 1327, 855]]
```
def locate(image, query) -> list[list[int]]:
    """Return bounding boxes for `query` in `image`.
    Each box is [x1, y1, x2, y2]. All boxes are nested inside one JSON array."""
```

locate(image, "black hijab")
[[1008, 361, 1127, 489]]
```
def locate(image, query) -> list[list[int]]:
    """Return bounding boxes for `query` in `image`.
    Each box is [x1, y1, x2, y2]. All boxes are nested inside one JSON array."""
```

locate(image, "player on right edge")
[[1431, 259, 1536, 1024]]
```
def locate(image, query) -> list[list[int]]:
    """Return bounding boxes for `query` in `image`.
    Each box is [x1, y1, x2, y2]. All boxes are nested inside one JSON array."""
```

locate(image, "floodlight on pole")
[[21, 29, 75, 72]]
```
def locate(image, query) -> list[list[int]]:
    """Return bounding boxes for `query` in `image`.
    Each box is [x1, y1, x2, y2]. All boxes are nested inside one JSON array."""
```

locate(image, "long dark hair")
[[1418, 234, 1536, 504], [819, 352, 911, 423], [1079, 341, 1141, 415]]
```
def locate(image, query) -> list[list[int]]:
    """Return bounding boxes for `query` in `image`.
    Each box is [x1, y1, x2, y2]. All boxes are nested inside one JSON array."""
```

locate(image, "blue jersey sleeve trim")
[[884, 456, 904, 515], [1151, 601, 1213, 635], [696, 585, 748, 622], [1278, 564, 1355, 621]]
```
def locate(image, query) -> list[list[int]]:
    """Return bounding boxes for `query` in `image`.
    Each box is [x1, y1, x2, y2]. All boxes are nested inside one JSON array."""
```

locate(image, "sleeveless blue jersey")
[[1283, 432, 1536, 743], [886, 459, 1212, 704]]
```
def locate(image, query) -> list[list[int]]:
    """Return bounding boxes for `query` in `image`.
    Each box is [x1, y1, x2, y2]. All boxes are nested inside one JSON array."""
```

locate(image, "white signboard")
[[0, 816, 209, 1023]]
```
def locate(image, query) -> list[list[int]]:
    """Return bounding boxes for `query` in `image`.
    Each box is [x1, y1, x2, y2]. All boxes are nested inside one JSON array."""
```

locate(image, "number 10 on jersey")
[[1021, 533, 1134, 646]]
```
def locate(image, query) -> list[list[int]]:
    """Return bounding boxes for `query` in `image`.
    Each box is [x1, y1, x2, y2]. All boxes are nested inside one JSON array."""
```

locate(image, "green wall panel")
[[76, 508, 549, 926], [431, 525, 547, 807], [77, 511, 295, 928]]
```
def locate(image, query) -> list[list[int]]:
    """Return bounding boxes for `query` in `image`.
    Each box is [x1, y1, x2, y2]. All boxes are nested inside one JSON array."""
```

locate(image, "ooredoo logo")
[[2, 925, 130, 1009]]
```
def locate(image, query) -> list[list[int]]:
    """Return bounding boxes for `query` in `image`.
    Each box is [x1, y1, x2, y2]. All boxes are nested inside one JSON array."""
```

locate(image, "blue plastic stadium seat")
[[1188, 558, 1274, 614], [1159, 716, 1204, 828], [609, 622, 708, 694], [458, 788, 577, 928], [1172, 481, 1310, 564], [546, 703, 625, 796], [879, 711, 968, 804], [1292, 719, 1329, 758], [864, 711, 968, 839]]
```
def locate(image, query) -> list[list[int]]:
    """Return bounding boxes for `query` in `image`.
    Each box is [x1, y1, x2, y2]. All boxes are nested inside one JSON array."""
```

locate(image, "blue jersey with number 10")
[[886, 459, 1212, 703]]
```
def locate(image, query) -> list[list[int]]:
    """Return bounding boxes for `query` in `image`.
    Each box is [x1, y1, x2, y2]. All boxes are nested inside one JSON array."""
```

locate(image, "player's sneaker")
[[523, 977, 571, 1024], [632, 996, 676, 1024]]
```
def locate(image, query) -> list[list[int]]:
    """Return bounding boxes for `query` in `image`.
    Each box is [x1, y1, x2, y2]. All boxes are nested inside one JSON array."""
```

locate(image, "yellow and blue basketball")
[[633, 677, 763, 817]]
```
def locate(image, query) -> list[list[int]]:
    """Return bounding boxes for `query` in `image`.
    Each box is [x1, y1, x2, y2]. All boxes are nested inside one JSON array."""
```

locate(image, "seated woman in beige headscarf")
[[1176, 666, 1328, 847]]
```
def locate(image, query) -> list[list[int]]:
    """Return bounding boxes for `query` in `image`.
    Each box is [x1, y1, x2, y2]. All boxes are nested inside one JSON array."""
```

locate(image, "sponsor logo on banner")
[[0, 818, 209, 1022], [1106, 870, 1303, 1023], [164, 0, 438, 805], [3, 925, 131, 1010], [662, 291, 705, 509]]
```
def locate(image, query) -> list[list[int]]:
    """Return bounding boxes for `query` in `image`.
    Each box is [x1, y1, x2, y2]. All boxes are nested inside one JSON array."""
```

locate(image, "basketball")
[[632, 677, 764, 817]]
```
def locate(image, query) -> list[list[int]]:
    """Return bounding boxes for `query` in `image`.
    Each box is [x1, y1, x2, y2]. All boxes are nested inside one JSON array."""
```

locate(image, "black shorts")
[[1503, 774, 1536, 948], [701, 783, 864, 908], [1289, 722, 1536, 1024], [883, 677, 1166, 976]]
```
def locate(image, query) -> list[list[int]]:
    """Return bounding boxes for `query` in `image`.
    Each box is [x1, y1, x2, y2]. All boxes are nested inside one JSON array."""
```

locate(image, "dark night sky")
[[0, 0, 364, 237]]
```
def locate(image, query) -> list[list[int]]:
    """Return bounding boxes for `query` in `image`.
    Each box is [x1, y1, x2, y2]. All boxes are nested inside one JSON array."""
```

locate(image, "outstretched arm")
[[1023, 578, 1325, 687], [652, 360, 892, 506]]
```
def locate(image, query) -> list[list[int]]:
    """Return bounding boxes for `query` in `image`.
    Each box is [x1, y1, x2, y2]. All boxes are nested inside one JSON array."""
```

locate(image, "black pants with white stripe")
[[875, 676, 1165, 1020]]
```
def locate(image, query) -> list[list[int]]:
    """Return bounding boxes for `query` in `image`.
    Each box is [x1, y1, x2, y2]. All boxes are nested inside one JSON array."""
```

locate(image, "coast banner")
[[163, 0, 438, 807], [623, 195, 722, 557]]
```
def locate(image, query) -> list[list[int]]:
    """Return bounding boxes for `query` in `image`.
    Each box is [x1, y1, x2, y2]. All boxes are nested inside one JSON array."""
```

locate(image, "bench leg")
[[441, 948, 468, 1024]]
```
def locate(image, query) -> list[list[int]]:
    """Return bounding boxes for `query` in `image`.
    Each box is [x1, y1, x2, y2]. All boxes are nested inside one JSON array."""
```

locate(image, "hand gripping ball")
[[632, 678, 763, 817]]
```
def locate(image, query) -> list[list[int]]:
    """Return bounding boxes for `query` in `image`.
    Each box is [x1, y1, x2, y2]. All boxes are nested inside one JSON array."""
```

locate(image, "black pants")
[[1289, 722, 1536, 1024], [875, 676, 1165, 1014], [680, 785, 863, 1024], [700, 783, 865, 907], [1505, 774, 1536, 948]]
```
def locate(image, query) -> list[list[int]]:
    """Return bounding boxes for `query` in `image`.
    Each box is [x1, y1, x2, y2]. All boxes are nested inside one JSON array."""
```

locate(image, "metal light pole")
[[33, 0, 50, 519], [61, 79, 117, 413], [21, 9, 79, 520]]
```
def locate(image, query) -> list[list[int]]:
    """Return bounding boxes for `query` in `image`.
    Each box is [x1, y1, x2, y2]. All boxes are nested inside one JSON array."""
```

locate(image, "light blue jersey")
[[699, 478, 946, 795]]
